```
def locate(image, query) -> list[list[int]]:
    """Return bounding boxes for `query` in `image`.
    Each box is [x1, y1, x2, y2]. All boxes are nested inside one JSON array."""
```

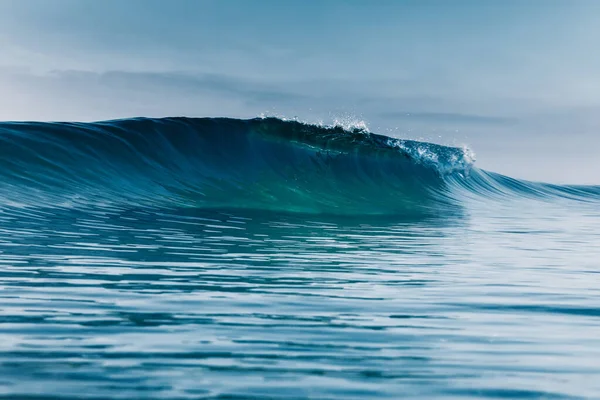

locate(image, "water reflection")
[[0, 205, 599, 398]]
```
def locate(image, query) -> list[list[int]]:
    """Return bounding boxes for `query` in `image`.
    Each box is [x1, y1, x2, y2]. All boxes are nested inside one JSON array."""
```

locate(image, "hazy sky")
[[0, 0, 599, 183]]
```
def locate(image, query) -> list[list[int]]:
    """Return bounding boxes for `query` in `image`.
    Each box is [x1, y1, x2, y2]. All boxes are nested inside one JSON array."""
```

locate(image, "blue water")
[[0, 117, 599, 399]]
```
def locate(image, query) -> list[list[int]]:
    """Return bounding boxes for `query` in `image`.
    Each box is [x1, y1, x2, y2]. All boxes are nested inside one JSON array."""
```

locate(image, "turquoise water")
[[0, 117, 599, 399]]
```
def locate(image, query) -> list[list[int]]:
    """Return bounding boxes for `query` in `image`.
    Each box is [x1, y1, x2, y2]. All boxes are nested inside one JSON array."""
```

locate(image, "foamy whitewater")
[[0, 117, 599, 399]]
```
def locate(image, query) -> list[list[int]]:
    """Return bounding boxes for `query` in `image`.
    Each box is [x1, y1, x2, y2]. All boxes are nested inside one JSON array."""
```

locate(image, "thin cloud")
[[379, 111, 517, 126]]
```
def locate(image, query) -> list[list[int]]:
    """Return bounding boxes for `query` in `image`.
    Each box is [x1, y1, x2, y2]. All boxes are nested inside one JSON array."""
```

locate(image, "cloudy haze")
[[1, 0, 599, 183]]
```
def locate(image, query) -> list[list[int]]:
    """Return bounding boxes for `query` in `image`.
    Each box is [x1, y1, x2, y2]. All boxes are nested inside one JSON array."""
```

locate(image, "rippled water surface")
[[1, 199, 599, 399], [1, 117, 599, 399]]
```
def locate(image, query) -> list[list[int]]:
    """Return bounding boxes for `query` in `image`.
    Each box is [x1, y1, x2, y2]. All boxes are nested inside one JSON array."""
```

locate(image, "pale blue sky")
[[0, 0, 599, 183]]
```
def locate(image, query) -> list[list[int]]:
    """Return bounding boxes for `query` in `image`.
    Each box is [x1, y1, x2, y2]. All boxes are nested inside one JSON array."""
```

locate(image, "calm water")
[[0, 117, 599, 399]]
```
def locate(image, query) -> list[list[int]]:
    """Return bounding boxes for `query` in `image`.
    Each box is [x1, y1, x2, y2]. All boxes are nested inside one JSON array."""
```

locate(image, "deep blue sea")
[[0, 117, 599, 399]]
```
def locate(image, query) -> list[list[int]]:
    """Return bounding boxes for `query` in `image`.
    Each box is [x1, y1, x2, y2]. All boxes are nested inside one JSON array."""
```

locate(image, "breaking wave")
[[0, 117, 597, 215]]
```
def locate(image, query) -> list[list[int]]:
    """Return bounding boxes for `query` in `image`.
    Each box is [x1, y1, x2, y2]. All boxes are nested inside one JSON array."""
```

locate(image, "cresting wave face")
[[0, 117, 470, 215], [0, 117, 597, 215]]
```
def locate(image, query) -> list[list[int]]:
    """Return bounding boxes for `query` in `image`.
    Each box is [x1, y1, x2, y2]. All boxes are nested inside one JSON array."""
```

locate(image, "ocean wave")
[[0, 116, 596, 214]]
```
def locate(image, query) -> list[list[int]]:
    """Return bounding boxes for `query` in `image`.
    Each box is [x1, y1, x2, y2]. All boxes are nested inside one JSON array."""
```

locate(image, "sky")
[[0, 0, 599, 183]]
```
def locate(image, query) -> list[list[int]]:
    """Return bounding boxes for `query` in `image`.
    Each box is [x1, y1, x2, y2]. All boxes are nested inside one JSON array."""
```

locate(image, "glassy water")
[[0, 117, 599, 399]]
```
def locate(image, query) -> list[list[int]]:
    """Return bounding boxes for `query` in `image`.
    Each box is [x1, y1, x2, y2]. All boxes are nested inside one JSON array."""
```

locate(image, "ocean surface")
[[0, 117, 599, 399]]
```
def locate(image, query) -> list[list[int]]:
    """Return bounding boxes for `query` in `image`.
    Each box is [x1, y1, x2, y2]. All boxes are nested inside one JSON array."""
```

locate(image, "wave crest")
[[0, 117, 471, 214], [0, 116, 596, 215]]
